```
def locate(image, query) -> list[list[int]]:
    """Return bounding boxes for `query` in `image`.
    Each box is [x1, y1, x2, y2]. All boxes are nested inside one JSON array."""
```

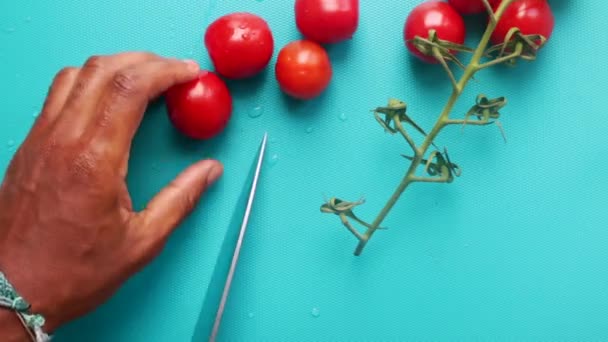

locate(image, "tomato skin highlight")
[[275, 40, 333, 100], [404, 1, 466, 63], [490, 0, 555, 45], [295, 0, 359, 44], [165, 71, 233, 140], [204, 12, 274, 79]]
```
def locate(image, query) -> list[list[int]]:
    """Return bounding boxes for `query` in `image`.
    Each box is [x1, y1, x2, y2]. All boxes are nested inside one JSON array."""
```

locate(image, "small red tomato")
[[490, 0, 554, 45], [404, 1, 466, 63], [275, 40, 332, 100], [295, 0, 359, 44], [165, 71, 233, 140], [204, 12, 274, 79], [448, 0, 487, 15]]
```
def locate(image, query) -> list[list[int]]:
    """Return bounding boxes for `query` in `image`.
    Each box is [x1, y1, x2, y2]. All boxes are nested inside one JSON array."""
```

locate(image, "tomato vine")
[[321, 0, 554, 255]]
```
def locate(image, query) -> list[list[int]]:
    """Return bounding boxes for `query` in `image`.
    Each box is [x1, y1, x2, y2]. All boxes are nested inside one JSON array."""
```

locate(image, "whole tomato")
[[165, 71, 233, 140], [295, 0, 359, 44], [204, 12, 274, 79], [448, 0, 487, 15], [491, 0, 554, 45], [275, 40, 332, 100], [404, 1, 466, 63]]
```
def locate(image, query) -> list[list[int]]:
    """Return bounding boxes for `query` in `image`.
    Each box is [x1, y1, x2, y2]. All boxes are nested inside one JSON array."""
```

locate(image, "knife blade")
[[191, 133, 268, 342]]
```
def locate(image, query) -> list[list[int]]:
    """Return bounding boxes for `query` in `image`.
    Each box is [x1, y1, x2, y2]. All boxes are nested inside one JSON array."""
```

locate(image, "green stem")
[[340, 214, 364, 240], [393, 116, 418, 153], [446, 119, 491, 126], [354, 174, 415, 256], [433, 47, 459, 91], [353, 0, 517, 256], [482, 0, 497, 24], [411, 176, 449, 183]]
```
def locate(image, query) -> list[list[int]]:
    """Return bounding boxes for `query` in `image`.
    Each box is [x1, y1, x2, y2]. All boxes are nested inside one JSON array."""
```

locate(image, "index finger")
[[94, 58, 200, 159]]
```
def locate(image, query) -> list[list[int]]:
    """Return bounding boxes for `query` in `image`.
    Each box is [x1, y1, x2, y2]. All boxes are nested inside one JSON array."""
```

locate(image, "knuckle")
[[132, 51, 159, 60], [83, 55, 105, 70], [54, 67, 78, 83], [111, 70, 142, 97]]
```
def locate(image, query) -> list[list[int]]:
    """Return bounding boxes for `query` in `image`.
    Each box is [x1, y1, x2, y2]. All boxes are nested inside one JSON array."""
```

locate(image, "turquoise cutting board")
[[2, 0, 607, 341]]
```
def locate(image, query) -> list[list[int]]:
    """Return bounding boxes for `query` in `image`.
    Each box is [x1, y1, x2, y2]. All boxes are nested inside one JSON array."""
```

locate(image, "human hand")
[[0, 52, 223, 338]]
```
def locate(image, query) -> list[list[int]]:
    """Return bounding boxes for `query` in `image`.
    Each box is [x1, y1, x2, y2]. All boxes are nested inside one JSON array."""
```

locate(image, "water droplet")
[[7, 140, 15, 147], [239, 24, 247, 29], [311, 307, 320, 318], [269, 154, 279, 166], [32, 111, 39, 118], [151, 163, 160, 172], [269, 137, 278, 144], [255, 0, 264, 2], [188, 50, 194, 56], [305, 126, 315, 134], [25, 17, 32, 23], [338, 112, 348, 122], [241, 33, 250, 40], [248, 106, 263, 118], [247, 312, 255, 319], [5, 27, 15, 33], [463, 243, 471, 248]]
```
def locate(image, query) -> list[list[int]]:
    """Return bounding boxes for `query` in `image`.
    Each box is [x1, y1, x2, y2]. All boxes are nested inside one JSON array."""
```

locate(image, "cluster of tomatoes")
[[165, 0, 358, 140], [405, 0, 554, 63], [165, 0, 554, 140]]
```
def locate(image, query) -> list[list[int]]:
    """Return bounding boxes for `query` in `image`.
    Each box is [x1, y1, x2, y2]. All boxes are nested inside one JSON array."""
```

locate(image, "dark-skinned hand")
[[0, 52, 223, 341]]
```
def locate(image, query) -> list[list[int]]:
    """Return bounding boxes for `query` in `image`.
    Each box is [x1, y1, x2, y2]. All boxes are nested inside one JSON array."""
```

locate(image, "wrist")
[[0, 309, 30, 342], [0, 261, 57, 341], [0, 248, 61, 334]]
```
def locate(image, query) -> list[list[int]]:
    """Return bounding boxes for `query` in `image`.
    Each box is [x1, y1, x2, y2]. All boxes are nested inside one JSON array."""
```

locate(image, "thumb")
[[139, 159, 223, 240]]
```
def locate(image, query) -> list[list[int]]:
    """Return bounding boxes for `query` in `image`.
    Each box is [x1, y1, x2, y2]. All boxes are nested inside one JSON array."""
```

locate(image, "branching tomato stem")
[[482, 0, 497, 24], [433, 47, 459, 91], [477, 42, 524, 69], [353, 0, 517, 256], [394, 117, 419, 154], [446, 119, 491, 126]]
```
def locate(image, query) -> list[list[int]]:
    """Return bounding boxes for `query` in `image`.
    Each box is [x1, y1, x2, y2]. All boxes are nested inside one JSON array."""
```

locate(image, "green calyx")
[[409, 30, 473, 69], [485, 28, 548, 66]]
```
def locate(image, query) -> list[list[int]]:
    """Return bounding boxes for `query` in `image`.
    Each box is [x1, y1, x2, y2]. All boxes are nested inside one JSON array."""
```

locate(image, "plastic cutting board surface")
[[1, 1, 608, 341]]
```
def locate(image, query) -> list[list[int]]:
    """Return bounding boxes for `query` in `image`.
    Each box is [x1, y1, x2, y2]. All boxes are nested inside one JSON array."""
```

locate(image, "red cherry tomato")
[[204, 12, 274, 79], [275, 40, 332, 100], [165, 71, 233, 140], [448, 0, 487, 15], [295, 0, 359, 44], [490, 0, 554, 45], [404, 1, 466, 63]]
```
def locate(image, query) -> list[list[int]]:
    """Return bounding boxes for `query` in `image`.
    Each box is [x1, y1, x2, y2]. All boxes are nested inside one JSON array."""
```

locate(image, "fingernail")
[[183, 59, 200, 72], [206, 164, 223, 186]]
